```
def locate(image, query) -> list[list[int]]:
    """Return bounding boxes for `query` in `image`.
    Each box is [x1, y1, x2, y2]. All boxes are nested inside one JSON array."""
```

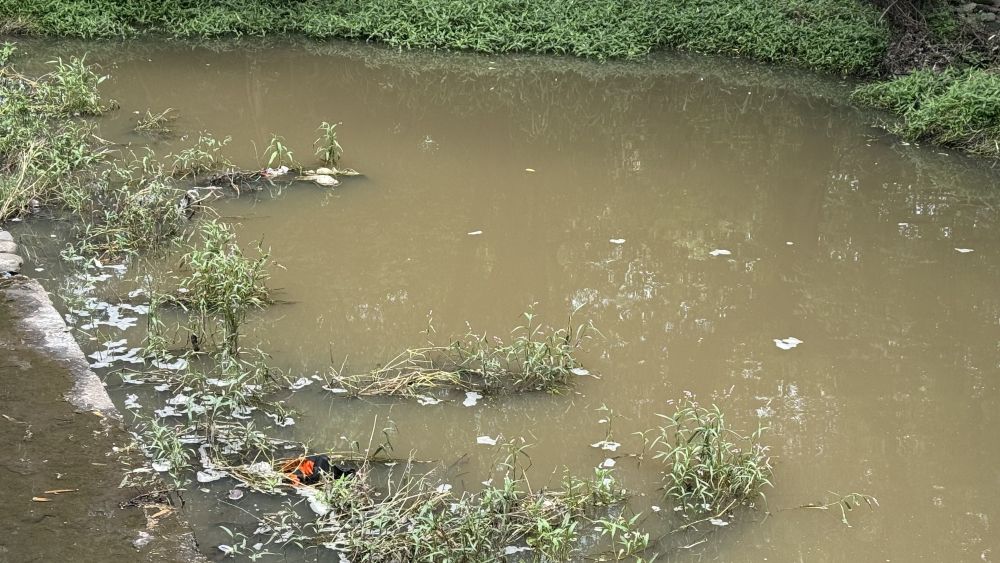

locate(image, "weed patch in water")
[[173, 220, 271, 356], [644, 399, 772, 519], [134, 107, 177, 136], [327, 310, 598, 398]]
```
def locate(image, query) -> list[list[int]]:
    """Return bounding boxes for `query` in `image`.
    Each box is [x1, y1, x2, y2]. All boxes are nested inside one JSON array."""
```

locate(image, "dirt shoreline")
[[0, 229, 205, 562]]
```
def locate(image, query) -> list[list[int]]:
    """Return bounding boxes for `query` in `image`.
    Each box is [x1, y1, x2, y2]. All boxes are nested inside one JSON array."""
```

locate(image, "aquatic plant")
[[327, 310, 598, 397], [167, 132, 232, 178], [262, 134, 298, 169], [1, 0, 889, 75], [178, 220, 271, 356], [73, 175, 189, 258], [0, 53, 107, 220], [132, 415, 193, 484], [134, 107, 176, 135], [647, 399, 772, 517], [314, 121, 343, 167], [853, 67, 1000, 158]]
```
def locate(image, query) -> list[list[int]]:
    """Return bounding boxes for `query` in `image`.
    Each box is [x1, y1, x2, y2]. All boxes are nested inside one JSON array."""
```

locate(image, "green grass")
[[0, 47, 107, 220], [0, 0, 889, 74], [853, 67, 1000, 157]]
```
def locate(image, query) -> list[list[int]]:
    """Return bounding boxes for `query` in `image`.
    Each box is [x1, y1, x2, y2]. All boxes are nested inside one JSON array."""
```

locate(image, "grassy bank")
[[0, 0, 888, 74], [851, 2, 1000, 159], [853, 67, 1000, 157]]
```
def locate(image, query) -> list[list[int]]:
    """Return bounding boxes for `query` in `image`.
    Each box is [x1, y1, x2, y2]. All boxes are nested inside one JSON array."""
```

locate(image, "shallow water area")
[[9, 38, 1000, 561]]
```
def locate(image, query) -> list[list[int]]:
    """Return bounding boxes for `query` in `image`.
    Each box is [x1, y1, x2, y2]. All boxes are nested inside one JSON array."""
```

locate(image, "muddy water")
[[14, 40, 1000, 561]]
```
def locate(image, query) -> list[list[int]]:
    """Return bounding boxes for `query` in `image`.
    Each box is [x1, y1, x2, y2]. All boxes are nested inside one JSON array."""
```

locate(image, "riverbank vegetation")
[[851, 1, 1000, 159], [0, 0, 888, 74]]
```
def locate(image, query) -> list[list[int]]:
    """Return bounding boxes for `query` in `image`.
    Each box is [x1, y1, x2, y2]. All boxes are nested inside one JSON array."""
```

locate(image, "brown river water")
[[9, 40, 1000, 561]]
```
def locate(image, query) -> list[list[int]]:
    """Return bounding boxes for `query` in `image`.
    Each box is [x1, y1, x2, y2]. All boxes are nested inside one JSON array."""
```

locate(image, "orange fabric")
[[279, 457, 316, 487]]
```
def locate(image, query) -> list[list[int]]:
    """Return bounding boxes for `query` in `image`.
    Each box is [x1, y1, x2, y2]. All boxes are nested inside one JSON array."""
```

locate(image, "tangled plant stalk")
[[328, 310, 598, 397]]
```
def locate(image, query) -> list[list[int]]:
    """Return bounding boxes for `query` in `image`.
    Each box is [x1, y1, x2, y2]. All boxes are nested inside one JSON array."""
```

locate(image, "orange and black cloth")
[[279, 454, 354, 486]]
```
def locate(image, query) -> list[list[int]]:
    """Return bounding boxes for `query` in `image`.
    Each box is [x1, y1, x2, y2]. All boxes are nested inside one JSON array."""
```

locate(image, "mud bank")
[[0, 230, 204, 562]]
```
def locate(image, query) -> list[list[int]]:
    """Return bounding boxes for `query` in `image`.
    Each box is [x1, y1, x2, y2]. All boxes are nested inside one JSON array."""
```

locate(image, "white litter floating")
[[462, 391, 482, 407], [773, 337, 803, 350], [600, 458, 616, 468], [196, 469, 227, 483], [570, 367, 591, 376], [151, 460, 171, 472], [416, 395, 442, 406], [504, 546, 533, 555], [609, 238, 626, 245], [955, 248, 974, 253], [476, 435, 498, 446], [288, 377, 313, 390], [467, 230, 483, 236], [709, 249, 732, 256], [590, 440, 621, 452], [435, 484, 453, 493]]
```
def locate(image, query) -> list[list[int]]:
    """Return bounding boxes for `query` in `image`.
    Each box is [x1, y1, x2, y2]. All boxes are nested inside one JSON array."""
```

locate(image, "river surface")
[[10, 39, 1000, 561]]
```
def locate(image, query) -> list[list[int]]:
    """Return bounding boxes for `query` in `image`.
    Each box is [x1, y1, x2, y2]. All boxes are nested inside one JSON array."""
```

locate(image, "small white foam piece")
[[710, 518, 730, 527], [601, 458, 616, 468], [476, 435, 498, 446], [151, 460, 171, 472], [435, 484, 453, 494], [463, 391, 482, 407], [590, 441, 621, 452], [123, 394, 141, 410], [651, 505, 661, 513], [709, 249, 732, 256], [570, 367, 590, 376], [416, 396, 442, 406], [504, 546, 533, 555], [773, 337, 803, 350], [467, 230, 483, 236], [955, 248, 974, 253], [786, 241, 794, 246], [153, 383, 171, 392], [609, 238, 626, 245], [288, 377, 313, 390]]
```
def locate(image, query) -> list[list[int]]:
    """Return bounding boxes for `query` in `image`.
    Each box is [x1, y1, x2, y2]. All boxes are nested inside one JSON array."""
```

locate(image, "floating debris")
[[435, 484, 453, 493], [955, 248, 974, 253], [709, 249, 732, 256], [476, 435, 498, 446], [570, 367, 591, 376], [462, 391, 482, 407], [773, 337, 803, 350], [227, 488, 245, 500], [288, 377, 313, 390], [197, 469, 227, 483], [590, 440, 621, 452], [600, 458, 616, 468], [609, 238, 626, 245], [151, 460, 172, 472], [467, 230, 483, 236], [416, 395, 442, 406]]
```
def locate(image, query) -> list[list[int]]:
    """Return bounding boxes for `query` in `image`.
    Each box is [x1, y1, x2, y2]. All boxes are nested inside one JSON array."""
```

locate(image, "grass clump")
[[1, 0, 889, 74], [0, 49, 108, 220], [328, 310, 597, 397], [177, 220, 271, 356], [647, 399, 772, 518], [853, 67, 1000, 157]]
